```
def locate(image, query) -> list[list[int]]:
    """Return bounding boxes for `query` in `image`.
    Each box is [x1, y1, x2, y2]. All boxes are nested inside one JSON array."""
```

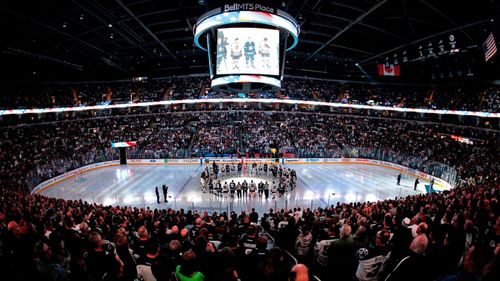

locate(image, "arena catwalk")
[[37, 162, 437, 214]]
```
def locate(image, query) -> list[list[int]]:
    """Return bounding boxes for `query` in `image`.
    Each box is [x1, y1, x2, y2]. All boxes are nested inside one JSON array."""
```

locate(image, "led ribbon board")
[[2, 99, 499, 118], [194, 9, 299, 51]]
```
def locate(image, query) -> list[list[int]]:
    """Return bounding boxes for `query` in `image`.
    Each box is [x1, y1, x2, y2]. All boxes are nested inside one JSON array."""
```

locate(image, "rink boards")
[[31, 157, 453, 195]]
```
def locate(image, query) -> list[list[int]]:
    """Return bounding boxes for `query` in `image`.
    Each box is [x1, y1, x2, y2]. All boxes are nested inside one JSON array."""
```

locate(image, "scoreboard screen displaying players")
[[216, 27, 279, 76]]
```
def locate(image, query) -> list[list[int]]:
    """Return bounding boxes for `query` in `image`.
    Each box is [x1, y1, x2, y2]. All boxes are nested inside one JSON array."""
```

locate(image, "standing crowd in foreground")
[[0, 166, 498, 281]]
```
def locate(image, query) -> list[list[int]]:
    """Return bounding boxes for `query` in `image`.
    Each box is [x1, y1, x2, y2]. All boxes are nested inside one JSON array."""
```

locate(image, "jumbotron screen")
[[216, 27, 279, 76]]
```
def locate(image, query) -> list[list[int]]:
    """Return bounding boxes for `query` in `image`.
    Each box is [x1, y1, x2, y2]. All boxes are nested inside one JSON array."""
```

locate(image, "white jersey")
[[314, 239, 336, 267], [259, 41, 270, 55], [231, 43, 242, 57], [355, 247, 390, 281]]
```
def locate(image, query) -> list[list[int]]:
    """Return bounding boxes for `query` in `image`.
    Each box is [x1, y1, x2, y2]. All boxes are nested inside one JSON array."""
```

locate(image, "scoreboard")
[[194, 1, 299, 92]]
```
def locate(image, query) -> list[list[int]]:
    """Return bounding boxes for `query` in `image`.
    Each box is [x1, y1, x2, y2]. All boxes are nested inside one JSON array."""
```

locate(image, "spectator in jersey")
[[240, 224, 258, 254], [137, 239, 160, 281], [355, 229, 391, 281], [314, 224, 339, 272], [241, 236, 268, 280], [295, 225, 313, 264], [175, 250, 204, 281], [327, 224, 358, 281], [190, 218, 203, 240]]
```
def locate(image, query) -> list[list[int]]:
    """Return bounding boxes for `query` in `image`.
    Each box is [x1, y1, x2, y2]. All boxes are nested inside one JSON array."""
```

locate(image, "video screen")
[[216, 27, 279, 76]]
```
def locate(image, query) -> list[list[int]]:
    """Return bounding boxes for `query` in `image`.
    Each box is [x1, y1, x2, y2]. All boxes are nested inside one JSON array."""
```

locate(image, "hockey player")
[[230, 37, 242, 70], [242, 180, 249, 197], [244, 36, 256, 68], [236, 182, 242, 198], [215, 181, 222, 197], [229, 180, 236, 198], [258, 181, 264, 198], [249, 180, 257, 198], [223, 182, 229, 198], [264, 181, 270, 199], [271, 182, 277, 199], [259, 37, 271, 68]]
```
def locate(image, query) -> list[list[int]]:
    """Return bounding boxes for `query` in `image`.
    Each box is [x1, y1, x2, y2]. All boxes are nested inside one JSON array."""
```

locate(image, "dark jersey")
[[244, 41, 256, 55], [240, 234, 258, 251]]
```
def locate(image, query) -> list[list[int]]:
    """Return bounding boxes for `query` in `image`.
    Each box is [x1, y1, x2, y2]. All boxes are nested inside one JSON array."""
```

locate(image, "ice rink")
[[39, 163, 430, 214]]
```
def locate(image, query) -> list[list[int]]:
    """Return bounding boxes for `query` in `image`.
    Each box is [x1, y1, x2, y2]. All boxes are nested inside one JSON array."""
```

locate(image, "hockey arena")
[[1, 1, 499, 281], [35, 159, 450, 214]]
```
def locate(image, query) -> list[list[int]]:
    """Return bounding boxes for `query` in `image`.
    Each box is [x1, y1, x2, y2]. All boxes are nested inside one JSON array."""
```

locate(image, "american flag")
[[483, 32, 497, 62]]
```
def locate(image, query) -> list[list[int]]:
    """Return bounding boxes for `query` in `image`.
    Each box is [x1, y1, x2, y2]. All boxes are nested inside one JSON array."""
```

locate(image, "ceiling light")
[[108, 24, 113, 28]]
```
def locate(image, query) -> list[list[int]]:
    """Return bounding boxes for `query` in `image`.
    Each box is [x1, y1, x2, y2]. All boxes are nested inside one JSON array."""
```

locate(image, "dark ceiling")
[[0, 0, 498, 82]]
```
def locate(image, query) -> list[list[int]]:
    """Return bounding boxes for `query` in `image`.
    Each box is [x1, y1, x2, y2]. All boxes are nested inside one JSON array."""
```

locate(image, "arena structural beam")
[[305, 0, 389, 61], [0, 7, 127, 73], [115, 0, 179, 62]]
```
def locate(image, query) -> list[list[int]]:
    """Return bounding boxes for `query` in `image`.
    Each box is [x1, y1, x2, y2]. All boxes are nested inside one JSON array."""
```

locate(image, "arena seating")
[[1, 111, 498, 191], [0, 83, 498, 281]]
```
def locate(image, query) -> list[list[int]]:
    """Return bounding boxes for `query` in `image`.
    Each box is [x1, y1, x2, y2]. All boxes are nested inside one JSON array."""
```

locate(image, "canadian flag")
[[378, 63, 400, 76]]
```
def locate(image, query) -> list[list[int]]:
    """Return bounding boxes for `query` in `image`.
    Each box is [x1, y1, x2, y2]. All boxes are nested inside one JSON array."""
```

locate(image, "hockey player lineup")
[[216, 27, 280, 76]]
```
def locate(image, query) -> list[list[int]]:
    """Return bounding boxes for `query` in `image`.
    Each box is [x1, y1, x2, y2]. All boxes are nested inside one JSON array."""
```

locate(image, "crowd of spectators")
[[0, 187, 314, 281], [0, 92, 498, 281], [266, 176, 499, 281], [0, 150, 498, 281], [0, 110, 498, 194], [1, 78, 499, 112]]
